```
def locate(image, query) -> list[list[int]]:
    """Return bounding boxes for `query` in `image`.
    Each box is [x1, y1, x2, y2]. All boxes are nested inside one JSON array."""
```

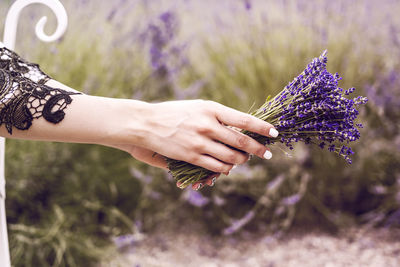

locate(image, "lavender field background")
[[1, 0, 400, 266]]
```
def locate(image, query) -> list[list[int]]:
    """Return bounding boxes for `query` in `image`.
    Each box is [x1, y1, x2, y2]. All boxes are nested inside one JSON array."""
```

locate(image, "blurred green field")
[[1, 0, 399, 266]]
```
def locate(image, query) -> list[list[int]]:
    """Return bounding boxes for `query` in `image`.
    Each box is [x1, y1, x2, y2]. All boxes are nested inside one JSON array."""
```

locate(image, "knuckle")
[[204, 100, 219, 114], [188, 153, 200, 163], [215, 163, 231, 173], [205, 100, 218, 106], [193, 142, 206, 152], [194, 99, 205, 105], [202, 100, 214, 109], [236, 135, 249, 149], [238, 116, 251, 129], [226, 153, 237, 164], [196, 124, 212, 134], [194, 99, 207, 110], [195, 100, 216, 115], [223, 164, 233, 173], [238, 153, 249, 164]]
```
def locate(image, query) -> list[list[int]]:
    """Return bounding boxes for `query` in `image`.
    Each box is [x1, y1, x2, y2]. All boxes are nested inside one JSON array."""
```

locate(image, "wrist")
[[104, 98, 154, 147]]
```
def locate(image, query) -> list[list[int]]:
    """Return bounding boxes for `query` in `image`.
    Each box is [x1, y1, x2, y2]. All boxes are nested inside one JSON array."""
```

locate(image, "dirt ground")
[[105, 225, 400, 267]]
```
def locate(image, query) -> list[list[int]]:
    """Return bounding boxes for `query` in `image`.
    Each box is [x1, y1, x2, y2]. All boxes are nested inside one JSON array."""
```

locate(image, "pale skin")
[[0, 79, 277, 190]]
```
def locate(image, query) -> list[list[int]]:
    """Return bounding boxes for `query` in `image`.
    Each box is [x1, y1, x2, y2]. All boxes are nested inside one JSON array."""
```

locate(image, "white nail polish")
[[269, 128, 279, 138], [263, 150, 272, 159]]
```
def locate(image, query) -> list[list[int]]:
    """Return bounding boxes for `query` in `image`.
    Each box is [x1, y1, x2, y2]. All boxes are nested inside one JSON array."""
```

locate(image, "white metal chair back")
[[0, 1, 68, 265]]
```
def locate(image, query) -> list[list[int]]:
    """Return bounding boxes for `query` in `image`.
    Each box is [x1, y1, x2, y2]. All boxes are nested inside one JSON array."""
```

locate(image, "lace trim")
[[0, 47, 50, 84], [0, 47, 80, 134]]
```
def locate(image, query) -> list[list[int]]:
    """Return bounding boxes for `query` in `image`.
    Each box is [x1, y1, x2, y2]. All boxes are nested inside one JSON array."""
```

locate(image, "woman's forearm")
[[0, 93, 151, 146]]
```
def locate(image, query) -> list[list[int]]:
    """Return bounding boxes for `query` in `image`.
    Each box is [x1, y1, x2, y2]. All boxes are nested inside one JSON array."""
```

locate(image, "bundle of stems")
[[167, 51, 368, 189]]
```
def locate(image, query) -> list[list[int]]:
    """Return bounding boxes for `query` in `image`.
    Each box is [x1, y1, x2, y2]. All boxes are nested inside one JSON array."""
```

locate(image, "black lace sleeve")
[[0, 47, 81, 134]]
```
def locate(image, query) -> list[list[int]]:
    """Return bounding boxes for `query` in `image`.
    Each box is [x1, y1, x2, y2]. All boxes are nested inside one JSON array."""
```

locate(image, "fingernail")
[[211, 177, 217, 186], [195, 183, 203, 190], [232, 165, 237, 170], [269, 128, 279, 138], [263, 150, 272, 160]]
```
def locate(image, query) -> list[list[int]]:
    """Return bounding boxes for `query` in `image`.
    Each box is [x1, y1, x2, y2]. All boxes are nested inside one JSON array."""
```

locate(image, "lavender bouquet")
[[167, 51, 368, 189]]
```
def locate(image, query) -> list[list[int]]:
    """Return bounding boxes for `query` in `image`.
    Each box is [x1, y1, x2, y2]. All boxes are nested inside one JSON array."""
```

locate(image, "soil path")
[[107, 226, 400, 267]]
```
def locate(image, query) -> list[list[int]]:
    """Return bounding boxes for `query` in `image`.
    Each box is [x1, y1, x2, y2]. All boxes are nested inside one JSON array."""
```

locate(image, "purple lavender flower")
[[168, 51, 368, 188], [243, 0, 252, 10], [143, 10, 191, 100], [222, 210, 255, 235], [182, 189, 209, 207], [147, 11, 179, 71], [282, 194, 301, 206], [366, 70, 400, 118], [250, 51, 368, 164], [112, 234, 143, 250]]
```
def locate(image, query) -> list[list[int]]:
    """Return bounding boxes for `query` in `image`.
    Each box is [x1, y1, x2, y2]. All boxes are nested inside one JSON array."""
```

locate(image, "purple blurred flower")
[[182, 189, 209, 207], [243, 0, 252, 10], [143, 10, 192, 100], [130, 167, 152, 184], [213, 194, 226, 206], [223, 210, 255, 235], [106, 0, 128, 22], [159, 11, 177, 40], [385, 209, 400, 227], [113, 233, 144, 250], [366, 70, 400, 117], [282, 194, 301, 206], [370, 185, 388, 195], [147, 11, 180, 71], [267, 174, 285, 192]]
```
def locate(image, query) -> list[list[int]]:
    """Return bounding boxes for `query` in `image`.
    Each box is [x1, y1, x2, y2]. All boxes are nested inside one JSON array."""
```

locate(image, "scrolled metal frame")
[[0, 1, 68, 266]]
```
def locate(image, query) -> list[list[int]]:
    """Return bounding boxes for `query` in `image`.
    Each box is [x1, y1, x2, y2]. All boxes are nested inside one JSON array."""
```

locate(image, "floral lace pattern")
[[0, 47, 80, 134]]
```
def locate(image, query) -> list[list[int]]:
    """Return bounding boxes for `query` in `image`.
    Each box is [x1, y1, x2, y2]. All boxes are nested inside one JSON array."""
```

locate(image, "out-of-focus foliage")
[[1, 0, 399, 266]]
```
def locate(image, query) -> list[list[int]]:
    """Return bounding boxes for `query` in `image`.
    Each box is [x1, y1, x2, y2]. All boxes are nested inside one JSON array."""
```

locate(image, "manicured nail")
[[263, 150, 272, 160], [195, 183, 203, 190], [211, 177, 217, 186], [269, 128, 279, 138]]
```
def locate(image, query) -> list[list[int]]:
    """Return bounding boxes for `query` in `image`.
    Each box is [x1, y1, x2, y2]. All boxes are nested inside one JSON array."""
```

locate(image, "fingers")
[[214, 103, 279, 138], [191, 154, 234, 173], [201, 139, 249, 165], [210, 126, 272, 159], [191, 173, 221, 190], [205, 173, 221, 186], [130, 146, 168, 169]]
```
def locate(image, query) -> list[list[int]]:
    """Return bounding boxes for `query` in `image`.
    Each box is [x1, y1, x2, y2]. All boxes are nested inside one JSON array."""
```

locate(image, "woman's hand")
[[135, 100, 277, 175]]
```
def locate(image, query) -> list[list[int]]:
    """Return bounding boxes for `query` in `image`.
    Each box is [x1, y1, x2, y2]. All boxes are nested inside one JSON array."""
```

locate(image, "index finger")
[[214, 104, 279, 138]]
